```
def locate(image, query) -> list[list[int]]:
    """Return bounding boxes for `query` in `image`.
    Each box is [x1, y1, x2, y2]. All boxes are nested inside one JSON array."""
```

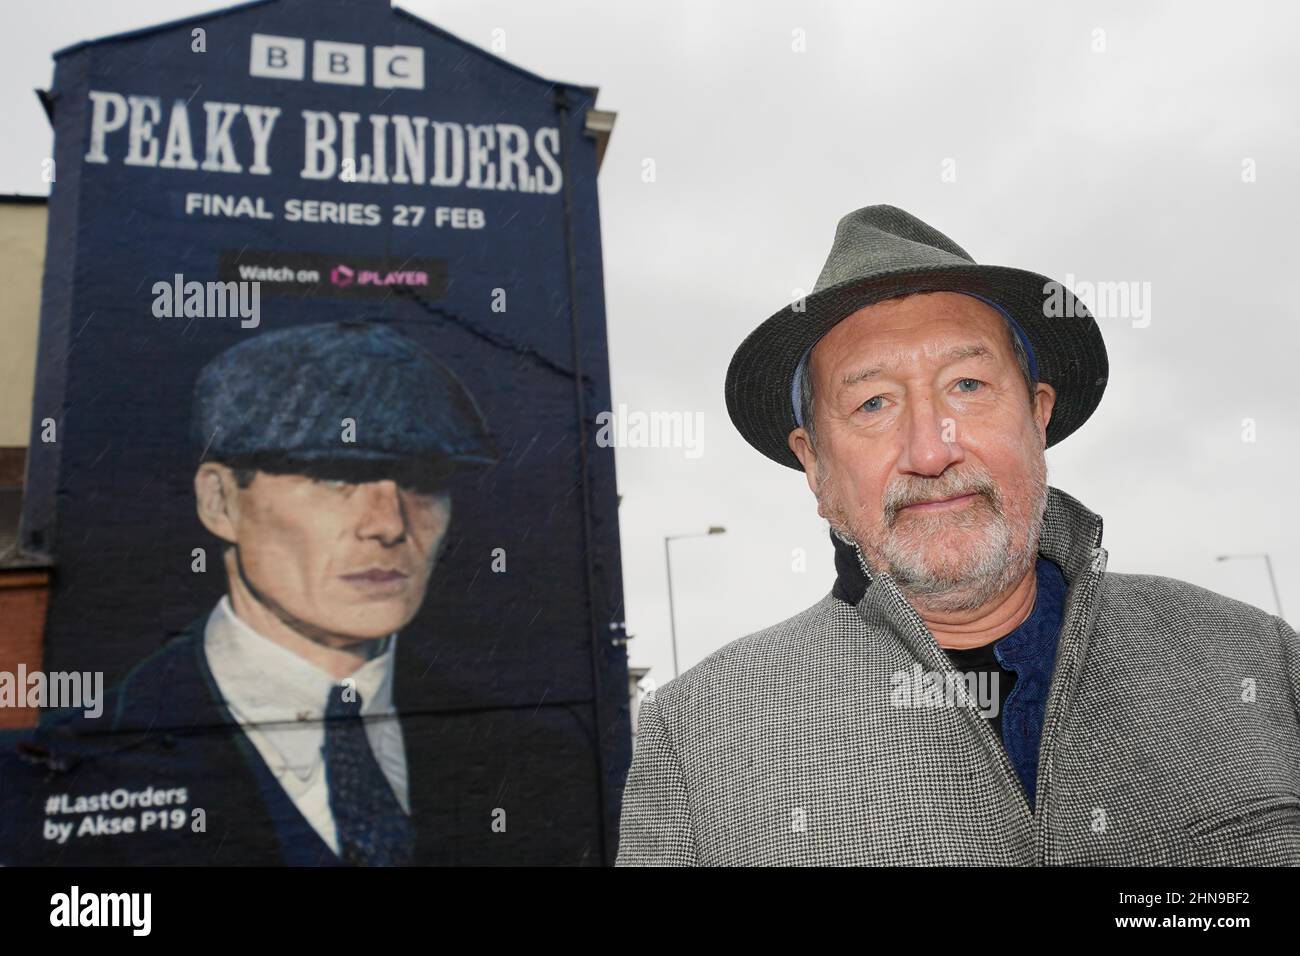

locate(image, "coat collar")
[[831, 484, 1105, 605]]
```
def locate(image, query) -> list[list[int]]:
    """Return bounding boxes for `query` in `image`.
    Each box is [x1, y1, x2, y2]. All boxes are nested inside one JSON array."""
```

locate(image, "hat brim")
[[725, 264, 1109, 470]]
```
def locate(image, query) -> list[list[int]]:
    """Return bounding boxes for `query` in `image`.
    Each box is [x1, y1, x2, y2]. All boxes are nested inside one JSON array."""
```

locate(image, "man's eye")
[[860, 395, 886, 413], [956, 378, 982, 392], [313, 478, 349, 490]]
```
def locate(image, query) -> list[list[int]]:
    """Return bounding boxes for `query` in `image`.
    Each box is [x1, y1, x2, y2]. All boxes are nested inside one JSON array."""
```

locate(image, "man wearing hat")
[[0, 322, 589, 865], [617, 205, 1300, 866]]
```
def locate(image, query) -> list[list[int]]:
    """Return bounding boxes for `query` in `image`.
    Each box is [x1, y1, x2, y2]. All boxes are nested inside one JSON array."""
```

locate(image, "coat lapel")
[[1028, 487, 1107, 856]]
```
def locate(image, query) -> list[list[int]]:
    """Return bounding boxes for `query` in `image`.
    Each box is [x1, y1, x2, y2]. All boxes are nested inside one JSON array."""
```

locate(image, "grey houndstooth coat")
[[616, 486, 1300, 865]]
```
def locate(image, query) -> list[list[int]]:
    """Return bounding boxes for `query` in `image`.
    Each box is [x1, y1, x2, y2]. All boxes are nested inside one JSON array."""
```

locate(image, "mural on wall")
[[0, 0, 628, 866]]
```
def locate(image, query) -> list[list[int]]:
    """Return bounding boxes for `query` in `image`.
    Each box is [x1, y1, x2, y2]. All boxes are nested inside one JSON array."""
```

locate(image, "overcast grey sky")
[[2, 0, 1297, 687]]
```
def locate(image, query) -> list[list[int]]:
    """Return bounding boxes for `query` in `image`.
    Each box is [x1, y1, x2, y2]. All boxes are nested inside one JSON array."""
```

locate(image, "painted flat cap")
[[191, 321, 497, 479], [725, 204, 1109, 470]]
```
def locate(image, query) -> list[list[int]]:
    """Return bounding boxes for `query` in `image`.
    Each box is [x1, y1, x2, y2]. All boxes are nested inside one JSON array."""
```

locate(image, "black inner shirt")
[[942, 641, 1016, 743]]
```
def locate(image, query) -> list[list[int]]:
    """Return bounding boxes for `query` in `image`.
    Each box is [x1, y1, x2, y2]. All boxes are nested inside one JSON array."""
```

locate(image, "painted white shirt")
[[202, 596, 410, 854]]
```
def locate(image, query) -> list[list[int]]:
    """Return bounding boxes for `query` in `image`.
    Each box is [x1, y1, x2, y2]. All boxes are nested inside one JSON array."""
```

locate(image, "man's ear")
[[194, 462, 239, 545], [1033, 382, 1057, 446], [788, 428, 821, 494]]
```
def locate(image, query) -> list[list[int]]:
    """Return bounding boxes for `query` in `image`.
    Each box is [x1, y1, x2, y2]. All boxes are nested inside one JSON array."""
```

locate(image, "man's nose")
[[896, 392, 963, 476], [355, 480, 407, 543]]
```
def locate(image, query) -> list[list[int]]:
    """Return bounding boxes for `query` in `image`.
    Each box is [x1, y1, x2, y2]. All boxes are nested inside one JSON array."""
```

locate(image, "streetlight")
[[665, 526, 726, 678], [1215, 553, 1285, 619]]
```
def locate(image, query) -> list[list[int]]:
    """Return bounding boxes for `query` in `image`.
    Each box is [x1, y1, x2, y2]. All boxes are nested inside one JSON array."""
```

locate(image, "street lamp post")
[[1215, 552, 1285, 619], [665, 526, 726, 678]]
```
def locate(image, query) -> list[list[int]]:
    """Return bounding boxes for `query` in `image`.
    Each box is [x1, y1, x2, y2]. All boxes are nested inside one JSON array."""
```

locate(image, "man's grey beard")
[[819, 454, 1049, 614]]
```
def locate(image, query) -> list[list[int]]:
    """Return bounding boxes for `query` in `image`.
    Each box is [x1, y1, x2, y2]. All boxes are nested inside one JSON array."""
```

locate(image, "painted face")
[[795, 292, 1054, 612], [227, 473, 451, 640]]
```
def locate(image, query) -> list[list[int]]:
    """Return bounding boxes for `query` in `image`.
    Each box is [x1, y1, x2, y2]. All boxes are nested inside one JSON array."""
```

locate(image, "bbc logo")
[[249, 33, 424, 89]]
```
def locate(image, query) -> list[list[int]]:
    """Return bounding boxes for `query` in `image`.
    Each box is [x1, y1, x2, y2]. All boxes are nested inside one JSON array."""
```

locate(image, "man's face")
[[201, 469, 451, 641], [789, 292, 1057, 613]]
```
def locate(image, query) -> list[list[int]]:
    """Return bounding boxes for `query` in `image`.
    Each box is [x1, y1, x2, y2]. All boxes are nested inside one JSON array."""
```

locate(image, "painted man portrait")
[[0, 320, 596, 866]]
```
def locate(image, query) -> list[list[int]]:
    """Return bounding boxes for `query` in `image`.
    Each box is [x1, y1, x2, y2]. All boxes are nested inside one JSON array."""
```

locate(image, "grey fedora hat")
[[725, 204, 1109, 470]]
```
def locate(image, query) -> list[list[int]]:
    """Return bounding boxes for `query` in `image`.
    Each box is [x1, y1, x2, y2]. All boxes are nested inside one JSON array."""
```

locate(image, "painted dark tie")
[[322, 685, 415, 866]]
